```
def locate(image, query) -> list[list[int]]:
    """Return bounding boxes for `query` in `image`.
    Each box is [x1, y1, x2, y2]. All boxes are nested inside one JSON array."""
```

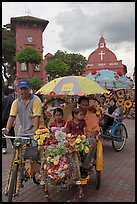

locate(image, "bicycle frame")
[[100, 119, 123, 138], [3, 133, 41, 201]]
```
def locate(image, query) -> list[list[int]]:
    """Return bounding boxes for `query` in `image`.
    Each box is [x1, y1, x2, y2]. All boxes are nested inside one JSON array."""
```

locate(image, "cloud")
[[55, 2, 135, 52]]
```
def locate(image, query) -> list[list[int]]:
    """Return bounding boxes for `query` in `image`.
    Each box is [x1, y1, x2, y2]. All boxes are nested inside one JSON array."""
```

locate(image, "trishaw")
[[3, 76, 108, 202], [2, 104, 103, 202], [100, 118, 128, 152]]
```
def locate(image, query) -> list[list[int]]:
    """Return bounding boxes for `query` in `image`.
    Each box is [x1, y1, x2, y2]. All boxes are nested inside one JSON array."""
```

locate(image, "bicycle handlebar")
[[2, 134, 34, 140]]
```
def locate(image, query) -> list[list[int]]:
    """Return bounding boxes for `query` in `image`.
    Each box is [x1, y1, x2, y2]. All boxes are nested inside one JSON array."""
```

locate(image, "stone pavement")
[[2, 119, 135, 202]]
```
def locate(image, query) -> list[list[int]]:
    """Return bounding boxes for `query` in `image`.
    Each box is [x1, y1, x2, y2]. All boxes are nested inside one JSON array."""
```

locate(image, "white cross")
[[99, 51, 105, 61]]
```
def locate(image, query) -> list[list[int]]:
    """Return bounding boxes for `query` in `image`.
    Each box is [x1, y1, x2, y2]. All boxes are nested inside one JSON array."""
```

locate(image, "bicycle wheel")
[[8, 163, 19, 202], [112, 123, 127, 152], [32, 172, 41, 184], [96, 170, 101, 190]]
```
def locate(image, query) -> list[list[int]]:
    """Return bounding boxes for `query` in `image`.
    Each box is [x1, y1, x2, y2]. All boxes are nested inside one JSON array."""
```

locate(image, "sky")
[[2, 2, 135, 77]]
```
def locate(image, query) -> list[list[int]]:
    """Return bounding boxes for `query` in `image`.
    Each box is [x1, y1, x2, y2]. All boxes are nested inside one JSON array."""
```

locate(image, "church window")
[[21, 63, 27, 71], [100, 43, 104, 48]]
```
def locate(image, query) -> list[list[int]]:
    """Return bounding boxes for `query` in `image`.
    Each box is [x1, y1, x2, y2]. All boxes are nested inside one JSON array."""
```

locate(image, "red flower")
[[91, 70, 97, 75], [90, 144, 94, 151], [50, 91, 55, 96]]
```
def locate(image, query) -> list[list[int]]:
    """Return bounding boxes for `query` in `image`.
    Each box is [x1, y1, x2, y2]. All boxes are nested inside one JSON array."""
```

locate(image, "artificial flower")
[[116, 89, 125, 98], [124, 100, 133, 109], [116, 98, 124, 107]]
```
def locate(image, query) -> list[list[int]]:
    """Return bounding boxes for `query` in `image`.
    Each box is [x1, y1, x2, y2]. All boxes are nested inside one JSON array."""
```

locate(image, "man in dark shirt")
[[2, 86, 15, 154]]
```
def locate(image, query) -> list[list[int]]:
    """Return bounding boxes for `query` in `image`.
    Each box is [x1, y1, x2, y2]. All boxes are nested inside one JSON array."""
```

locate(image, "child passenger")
[[48, 108, 66, 132], [64, 107, 87, 136]]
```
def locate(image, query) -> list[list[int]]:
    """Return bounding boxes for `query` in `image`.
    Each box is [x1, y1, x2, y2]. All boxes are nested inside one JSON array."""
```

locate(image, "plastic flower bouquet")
[[33, 128, 51, 146], [64, 134, 90, 155], [43, 142, 73, 185]]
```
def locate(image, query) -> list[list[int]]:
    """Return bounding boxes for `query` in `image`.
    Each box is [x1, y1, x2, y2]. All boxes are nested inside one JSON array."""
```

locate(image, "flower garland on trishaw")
[[33, 128, 91, 193]]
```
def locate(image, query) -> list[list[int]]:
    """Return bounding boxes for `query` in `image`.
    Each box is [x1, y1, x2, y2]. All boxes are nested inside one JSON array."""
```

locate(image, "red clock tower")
[[11, 15, 49, 91]]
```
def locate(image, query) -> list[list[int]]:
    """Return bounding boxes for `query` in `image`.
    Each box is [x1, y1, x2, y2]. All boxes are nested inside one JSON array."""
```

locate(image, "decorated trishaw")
[[34, 75, 108, 201]]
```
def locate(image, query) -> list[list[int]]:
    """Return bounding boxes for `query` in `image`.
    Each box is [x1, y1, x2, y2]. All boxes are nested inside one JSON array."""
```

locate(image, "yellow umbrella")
[[36, 76, 109, 96]]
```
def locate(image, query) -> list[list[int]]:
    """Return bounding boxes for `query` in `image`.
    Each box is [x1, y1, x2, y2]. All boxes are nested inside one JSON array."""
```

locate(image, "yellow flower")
[[63, 164, 68, 169], [116, 90, 125, 98], [105, 98, 110, 105], [96, 109, 101, 116], [40, 135, 46, 140], [37, 139, 44, 145], [81, 135, 86, 140], [104, 93, 111, 98], [120, 106, 126, 113], [47, 157, 51, 162], [84, 146, 89, 153], [75, 138, 81, 143], [66, 134, 72, 138], [48, 169, 53, 174], [124, 100, 133, 109], [81, 144, 84, 150], [44, 164, 47, 171], [34, 135, 40, 141], [116, 98, 124, 107], [53, 160, 59, 165]]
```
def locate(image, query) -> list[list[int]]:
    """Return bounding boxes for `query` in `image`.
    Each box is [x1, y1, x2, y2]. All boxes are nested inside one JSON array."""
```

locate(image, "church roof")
[[87, 35, 117, 63]]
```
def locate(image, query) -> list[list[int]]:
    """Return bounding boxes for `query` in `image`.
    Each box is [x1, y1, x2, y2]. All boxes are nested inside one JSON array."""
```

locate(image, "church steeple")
[[98, 35, 106, 48]]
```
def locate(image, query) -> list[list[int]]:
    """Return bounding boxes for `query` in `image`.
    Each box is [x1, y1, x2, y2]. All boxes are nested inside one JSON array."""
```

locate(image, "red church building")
[[85, 36, 127, 75], [11, 15, 49, 91]]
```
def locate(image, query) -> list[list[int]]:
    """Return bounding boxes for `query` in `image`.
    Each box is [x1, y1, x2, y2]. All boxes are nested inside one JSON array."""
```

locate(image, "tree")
[[46, 50, 87, 78], [2, 24, 16, 86], [29, 76, 43, 92], [44, 58, 68, 80], [65, 53, 87, 76], [14, 46, 42, 77]]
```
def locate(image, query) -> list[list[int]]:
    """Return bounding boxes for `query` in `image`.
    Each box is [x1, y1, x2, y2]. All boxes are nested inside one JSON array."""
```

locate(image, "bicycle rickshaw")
[[93, 88, 134, 152], [2, 109, 103, 202], [3, 76, 108, 202], [100, 118, 128, 152], [2, 132, 42, 202]]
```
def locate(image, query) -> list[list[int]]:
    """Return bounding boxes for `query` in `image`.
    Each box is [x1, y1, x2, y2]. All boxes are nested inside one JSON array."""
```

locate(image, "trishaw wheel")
[[112, 123, 127, 152], [96, 170, 101, 190]]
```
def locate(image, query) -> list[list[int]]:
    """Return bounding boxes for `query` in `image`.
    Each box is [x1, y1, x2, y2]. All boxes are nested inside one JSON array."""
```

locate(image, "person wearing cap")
[[4, 79, 42, 139]]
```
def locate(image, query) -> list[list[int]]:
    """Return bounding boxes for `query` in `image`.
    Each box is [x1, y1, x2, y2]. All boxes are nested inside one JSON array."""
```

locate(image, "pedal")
[[81, 175, 89, 185]]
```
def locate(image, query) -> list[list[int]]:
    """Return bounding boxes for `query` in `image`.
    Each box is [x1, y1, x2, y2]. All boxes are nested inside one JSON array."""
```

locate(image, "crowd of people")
[[2, 78, 123, 179]]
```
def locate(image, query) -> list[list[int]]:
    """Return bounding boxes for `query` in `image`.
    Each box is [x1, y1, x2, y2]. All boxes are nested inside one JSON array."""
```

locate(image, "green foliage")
[[14, 46, 42, 66], [2, 24, 16, 84], [29, 76, 43, 91], [45, 58, 68, 77], [45, 50, 87, 79]]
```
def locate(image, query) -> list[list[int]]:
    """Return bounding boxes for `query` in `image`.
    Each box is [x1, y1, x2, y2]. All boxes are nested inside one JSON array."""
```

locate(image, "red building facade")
[[85, 36, 127, 75], [11, 15, 49, 90]]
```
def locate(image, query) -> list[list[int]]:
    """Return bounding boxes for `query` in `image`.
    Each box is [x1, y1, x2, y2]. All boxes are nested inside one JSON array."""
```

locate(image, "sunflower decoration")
[[96, 106, 106, 118], [104, 98, 110, 106], [116, 98, 125, 107], [110, 93, 118, 101], [120, 105, 127, 114], [116, 89, 125, 98], [124, 100, 133, 109], [103, 93, 111, 98]]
